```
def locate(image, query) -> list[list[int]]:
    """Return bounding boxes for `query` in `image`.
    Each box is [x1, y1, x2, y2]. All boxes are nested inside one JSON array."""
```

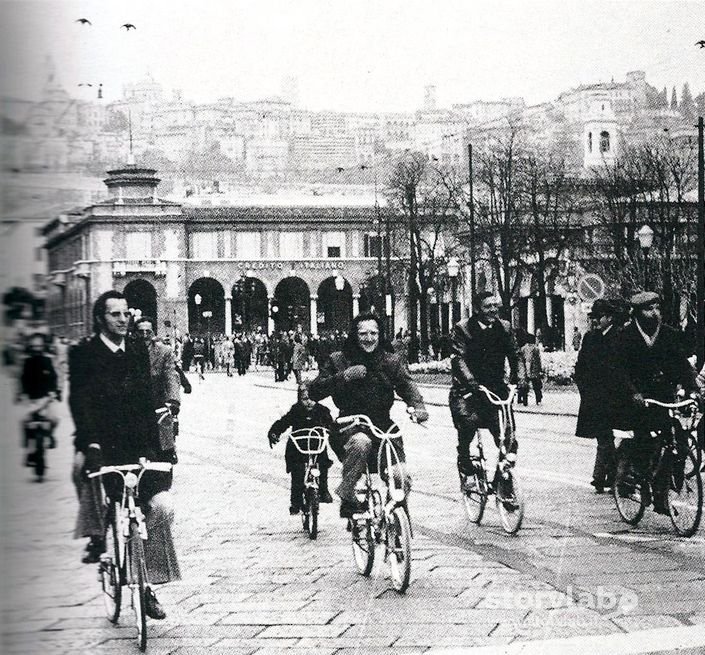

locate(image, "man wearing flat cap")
[[574, 298, 620, 492], [611, 291, 697, 513]]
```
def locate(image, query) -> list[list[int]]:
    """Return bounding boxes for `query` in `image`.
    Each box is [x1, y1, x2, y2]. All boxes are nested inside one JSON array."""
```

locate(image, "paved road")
[[2, 370, 704, 655]]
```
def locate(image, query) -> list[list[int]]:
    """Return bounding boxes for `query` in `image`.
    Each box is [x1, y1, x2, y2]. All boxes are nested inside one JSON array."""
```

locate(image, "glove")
[[84, 444, 102, 473], [268, 432, 280, 447], [414, 408, 429, 423], [342, 365, 367, 382], [167, 401, 180, 417]]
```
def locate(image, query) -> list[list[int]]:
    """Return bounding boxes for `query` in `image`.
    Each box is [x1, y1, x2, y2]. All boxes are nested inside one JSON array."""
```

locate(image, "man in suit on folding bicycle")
[[448, 292, 520, 485], [69, 290, 180, 620]]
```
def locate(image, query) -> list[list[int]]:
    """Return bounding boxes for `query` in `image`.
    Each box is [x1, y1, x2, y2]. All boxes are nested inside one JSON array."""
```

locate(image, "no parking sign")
[[577, 274, 605, 303]]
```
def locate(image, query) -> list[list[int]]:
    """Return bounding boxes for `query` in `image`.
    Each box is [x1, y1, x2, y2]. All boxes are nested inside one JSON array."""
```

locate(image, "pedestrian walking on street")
[[291, 334, 307, 384], [574, 299, 620, 493], [68, 290, 179, 620], [517, 334, 543, 406], [267, 384, 334, 514]]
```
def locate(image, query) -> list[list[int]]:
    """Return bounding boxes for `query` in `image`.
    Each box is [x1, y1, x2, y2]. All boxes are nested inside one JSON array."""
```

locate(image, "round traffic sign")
[[577, 274, 605, 302]]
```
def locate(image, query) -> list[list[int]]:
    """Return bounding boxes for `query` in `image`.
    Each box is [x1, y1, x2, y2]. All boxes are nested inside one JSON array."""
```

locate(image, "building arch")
[[188, 277, 225, 335], [317, 276, 353, 334], [124, 279, 158, 326], [232, 276, 268, 333], [273, 277, 310, 333]]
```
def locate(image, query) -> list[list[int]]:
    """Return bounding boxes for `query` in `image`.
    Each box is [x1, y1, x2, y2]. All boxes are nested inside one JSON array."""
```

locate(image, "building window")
[[191, 231, 218, 259], [363, 234, 388, 258], [125, 231, 152, 260], [600, 131, 610, 153], [587, 132, 593, 153], [237, 232, 261, 259], [279, 231, 303, 259], [322, 231, 345, 258]]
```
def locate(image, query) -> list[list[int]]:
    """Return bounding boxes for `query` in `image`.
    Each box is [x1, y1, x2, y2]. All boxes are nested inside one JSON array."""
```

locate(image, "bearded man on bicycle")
[[449, 292, 520, 480], [309, 312, 429, 518], [69, 290, 179, 619], [611, 291, 697, 514]]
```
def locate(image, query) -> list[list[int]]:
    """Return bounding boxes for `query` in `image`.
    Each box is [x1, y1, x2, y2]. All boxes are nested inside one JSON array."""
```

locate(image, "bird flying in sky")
[[78, 83, 93, 87], [696, 40, 705, 48], [75, 18, 91, 25], [121, 23, 136, 31]]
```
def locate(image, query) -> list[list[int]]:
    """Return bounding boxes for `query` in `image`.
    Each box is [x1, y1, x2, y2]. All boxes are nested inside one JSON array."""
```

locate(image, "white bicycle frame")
[[288, 427, 330, 489], [337, 414, 408, 510]]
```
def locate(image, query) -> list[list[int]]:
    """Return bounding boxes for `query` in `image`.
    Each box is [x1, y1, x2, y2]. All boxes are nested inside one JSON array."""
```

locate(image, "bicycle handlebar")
[[335, 414, 403, 440], [289, 427, 330, 456], [643, 398, 697, 410], [88, 460, 173, 479], [462, 384, 517, 404]]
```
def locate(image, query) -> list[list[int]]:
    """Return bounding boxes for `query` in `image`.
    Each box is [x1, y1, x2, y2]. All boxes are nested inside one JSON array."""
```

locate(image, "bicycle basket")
[[289, 428, 330, 455]]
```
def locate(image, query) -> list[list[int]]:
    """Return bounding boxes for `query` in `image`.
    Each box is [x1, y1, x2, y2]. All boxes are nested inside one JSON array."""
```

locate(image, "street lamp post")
[[194, 293, 202, 333], [447, 256, 460, 326], [637, 225, 654, 291]]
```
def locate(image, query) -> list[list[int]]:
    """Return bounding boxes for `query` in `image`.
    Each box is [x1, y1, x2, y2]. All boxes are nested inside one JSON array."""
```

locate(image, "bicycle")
[[22, 395, 56, 482], [89, 459, 173, 651], [336, 412, 418, 593], [460, 385, 525, 534], [289, 427, 330, 540], [613, 397, 702, 537]]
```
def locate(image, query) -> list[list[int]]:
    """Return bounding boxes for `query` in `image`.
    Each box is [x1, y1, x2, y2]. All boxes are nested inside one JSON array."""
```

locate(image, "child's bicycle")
[[460, 385, 525, 534], [336, 411, 419, 593], [289, 427, 330, 540], [89, 458, 173, 651], [613, 397, 702, 537]]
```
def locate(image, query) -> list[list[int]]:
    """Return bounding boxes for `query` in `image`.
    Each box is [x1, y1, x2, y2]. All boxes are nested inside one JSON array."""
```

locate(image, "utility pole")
[[407, 183, 419, 363], [697, 116, 704, 368], [467, 143, 476, 315]]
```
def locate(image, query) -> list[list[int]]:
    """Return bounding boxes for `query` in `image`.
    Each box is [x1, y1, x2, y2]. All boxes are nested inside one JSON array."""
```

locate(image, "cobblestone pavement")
[[2, 370, 704, 655]]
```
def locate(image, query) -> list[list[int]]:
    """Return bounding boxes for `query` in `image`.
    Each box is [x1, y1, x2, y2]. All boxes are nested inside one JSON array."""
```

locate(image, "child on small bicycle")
[[268, 384, 334, 514]]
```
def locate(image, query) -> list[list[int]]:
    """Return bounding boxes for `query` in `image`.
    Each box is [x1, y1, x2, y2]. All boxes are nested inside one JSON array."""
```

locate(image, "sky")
[[1, 0, 703, 112]]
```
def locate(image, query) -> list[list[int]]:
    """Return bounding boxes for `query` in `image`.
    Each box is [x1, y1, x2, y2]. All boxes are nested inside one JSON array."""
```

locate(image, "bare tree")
[[588, 135, 699, 330], [386, 151, 460, 360]]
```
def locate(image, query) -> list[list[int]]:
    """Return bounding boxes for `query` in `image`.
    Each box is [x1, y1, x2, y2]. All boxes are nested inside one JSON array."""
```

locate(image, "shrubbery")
[[409, 349, 579, 385]]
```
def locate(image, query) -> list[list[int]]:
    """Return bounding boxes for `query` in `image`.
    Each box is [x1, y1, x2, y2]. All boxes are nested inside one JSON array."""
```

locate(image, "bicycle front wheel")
[[387, 506, 412, 593], [351, 517, 375, 576], [668, 449, 703, 537], [305, 487, 319, 540], [613, 452, 646, 526], [101, 505, 122, 623], [496, 471, 525, 534], [128, 522, 147, 651], [461, 469, 487, 524]]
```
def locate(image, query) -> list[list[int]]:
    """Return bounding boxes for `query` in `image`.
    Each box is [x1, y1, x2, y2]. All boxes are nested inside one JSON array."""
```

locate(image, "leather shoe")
[[340, 498, 367, 518], [81, 538, 105, 564], [144, 587, 166, 620]]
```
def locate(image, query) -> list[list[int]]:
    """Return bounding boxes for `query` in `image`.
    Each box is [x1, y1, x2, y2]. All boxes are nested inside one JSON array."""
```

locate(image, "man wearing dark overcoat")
[[610, 291, 697, 513], [574, 298, 620, 493], [69, 290, 178, 619]]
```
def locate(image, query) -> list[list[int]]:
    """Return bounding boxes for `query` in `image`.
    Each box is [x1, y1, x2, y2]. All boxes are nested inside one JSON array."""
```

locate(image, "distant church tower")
[[583, 98, 618, 168]]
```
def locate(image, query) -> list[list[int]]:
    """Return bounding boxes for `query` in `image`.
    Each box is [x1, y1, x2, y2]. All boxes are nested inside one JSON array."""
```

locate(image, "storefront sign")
[[236, 261, 347, 271]]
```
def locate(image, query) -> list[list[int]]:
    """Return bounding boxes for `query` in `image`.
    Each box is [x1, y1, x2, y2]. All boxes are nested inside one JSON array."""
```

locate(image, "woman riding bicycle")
[[308, 313, 429, 518]]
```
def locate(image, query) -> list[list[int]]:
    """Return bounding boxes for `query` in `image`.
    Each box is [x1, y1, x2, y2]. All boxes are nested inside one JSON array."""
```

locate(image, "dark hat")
[[588, 298, 616, 318], [629, 291, 660, 308]]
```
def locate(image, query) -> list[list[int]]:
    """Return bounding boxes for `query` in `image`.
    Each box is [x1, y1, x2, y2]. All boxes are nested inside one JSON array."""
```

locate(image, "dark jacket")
[[574, 326, 620, 438], [269, 402, 333, 472], [21, 354, 58, 399], [309, 344, 426, 431], [610, 320, 696, 430], [450, 317, 519, 392]]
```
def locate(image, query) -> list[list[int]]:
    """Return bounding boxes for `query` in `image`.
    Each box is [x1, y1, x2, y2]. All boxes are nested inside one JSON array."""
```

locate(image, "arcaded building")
[[43, 166, 406, 340]]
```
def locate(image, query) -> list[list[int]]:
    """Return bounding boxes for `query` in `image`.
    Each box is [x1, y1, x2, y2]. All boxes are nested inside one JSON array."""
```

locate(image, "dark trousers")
[[592, 434, 616, 486], [518, 378, 543, 405], [449, 389, 502, 473]]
